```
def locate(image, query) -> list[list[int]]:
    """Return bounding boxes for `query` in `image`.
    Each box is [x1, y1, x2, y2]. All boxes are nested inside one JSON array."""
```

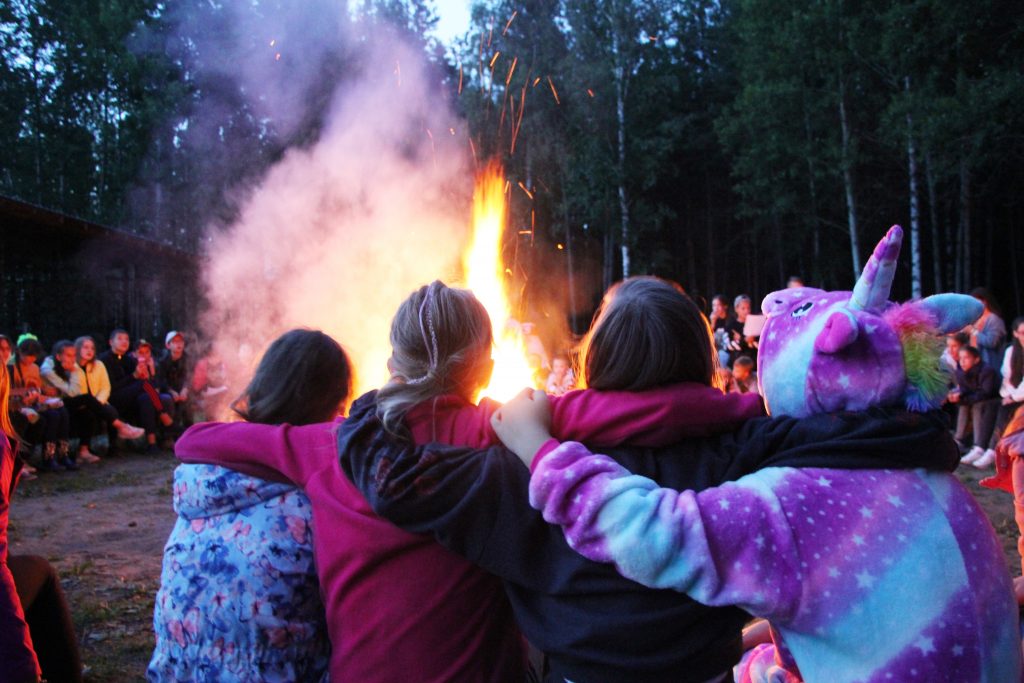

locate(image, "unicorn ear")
[[815, 310, 859, 354], [918, 294, 984, 333]]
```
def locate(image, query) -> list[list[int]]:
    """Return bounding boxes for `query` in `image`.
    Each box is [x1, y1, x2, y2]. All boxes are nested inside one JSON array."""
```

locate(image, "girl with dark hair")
[[175, 279, 765, 682], [149, 329, 347, 681]]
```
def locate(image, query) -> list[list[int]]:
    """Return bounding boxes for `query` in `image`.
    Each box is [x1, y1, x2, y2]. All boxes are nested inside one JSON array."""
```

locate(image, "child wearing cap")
[[158, 331, 192, 432]]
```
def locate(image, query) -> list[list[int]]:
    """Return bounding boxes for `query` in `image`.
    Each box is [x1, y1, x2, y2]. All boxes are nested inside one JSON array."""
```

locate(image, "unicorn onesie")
[[526, 226, 1021, 682]]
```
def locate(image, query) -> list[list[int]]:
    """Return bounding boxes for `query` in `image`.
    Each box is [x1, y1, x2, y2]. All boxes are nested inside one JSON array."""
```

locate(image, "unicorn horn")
[[850, 225, 903, 311]]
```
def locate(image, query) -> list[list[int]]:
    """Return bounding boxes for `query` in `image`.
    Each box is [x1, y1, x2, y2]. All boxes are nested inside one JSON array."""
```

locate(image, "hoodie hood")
[[172, 463, 297, 520]]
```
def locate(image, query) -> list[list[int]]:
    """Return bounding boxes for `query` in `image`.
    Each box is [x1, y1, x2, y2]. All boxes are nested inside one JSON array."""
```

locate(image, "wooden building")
[[0, 195, 198, 349]]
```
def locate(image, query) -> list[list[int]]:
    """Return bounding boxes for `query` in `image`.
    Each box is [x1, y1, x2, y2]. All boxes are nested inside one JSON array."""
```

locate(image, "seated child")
[[730, 356, 759, 396], [497, 226, 1020, 683], [148, 330, 341, 681], [545, 354, 576, 396]]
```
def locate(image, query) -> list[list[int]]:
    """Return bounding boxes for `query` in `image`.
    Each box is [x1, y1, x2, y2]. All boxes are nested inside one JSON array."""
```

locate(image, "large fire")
[[463, 162, 537, 402]]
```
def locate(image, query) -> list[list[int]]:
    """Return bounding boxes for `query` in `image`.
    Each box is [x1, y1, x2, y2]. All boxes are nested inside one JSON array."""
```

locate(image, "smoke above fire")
[[194, 10, 472, 400]]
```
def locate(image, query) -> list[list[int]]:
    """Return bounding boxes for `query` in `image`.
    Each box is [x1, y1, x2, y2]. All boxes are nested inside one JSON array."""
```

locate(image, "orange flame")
[[463, 163, 535, 402]]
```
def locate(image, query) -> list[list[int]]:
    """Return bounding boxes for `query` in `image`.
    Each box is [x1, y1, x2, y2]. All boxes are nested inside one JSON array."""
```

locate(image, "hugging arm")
[[175, 421, 334, 486], [528, 441, 799, 620], [337, 402, 525, 567]]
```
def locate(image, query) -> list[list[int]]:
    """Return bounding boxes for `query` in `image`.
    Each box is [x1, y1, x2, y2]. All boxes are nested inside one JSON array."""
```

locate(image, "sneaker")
[[78, 451, 101, 464], [116, 423, 146, 440], [59, 456, 79, 471], [22, 463, 37, 475], [972, 449, 997, 469], [960, 446, 985, 465], [41, 458, 62, 473], [18, 465, 37, 481]]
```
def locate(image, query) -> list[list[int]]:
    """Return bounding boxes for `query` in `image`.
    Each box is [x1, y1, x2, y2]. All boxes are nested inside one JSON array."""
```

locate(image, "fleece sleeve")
[[529, 441, 802, 621], [175, 421, 336, 487], [549, 383, 765, 448]]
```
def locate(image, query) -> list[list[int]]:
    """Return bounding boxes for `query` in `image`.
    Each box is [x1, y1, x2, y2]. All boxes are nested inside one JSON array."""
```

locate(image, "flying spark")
[[503, 11, 518, 35], [547, 76, 560, 105]]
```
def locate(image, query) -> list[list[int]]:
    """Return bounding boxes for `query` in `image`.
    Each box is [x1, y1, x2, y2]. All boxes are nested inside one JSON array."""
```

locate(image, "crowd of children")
[[1, 329, 230, 482]]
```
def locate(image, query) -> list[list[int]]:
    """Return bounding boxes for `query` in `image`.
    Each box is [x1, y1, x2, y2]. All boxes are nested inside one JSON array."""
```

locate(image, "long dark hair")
[[1010, 316, 1024, 388], [232, 329, 352, 426], [579, 276, 720, 391]]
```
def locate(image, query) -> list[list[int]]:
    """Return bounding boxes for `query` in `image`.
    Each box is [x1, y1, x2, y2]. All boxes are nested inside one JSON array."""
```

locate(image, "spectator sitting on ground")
[[158, 331, 192, 431], [953, 345, 1001, 468], [545, 355, 576, 396], [98, 329, 145, 454], [13, 338, 69, 473], [191, 343, 230, 422], [133, 340, 174, 452], [729, 356, 760, 396], [979, 316, 1024, 467], [709, 294, 732, 368], [967, 287, 1007, 371], [72, 336, 112, 463], [725, 294, 758, 367]]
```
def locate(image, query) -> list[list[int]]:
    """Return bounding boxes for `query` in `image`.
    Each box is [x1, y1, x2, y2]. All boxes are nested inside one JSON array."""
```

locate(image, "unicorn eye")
[[791, 301, 814, 318]]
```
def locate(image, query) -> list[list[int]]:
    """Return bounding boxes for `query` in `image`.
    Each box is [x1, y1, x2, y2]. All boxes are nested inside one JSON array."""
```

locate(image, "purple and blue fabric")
[[530, 444, 1019, 682], [148, 464, 329, 682]]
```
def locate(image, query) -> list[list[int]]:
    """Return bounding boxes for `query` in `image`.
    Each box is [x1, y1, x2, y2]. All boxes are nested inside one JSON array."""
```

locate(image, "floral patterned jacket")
[[148, 464, 329, 682]]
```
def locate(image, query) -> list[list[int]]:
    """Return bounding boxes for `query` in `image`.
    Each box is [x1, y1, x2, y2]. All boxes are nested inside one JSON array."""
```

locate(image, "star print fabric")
[[529, 442, 1021, 683]]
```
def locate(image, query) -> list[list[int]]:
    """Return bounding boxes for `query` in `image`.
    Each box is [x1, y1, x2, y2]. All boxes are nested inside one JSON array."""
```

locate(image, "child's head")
[[377, 280, 494, 436], [74, 336, 97, 365], [54, 340, 77, 374], [733, 356, 754, 382], [711, 295, 729, 318], [946, 332, 969, 357], [233, 329, 352, 426], [580, 276, 717, 391], [16, 337, 43, 365], [109, 328, 130, 355], [135, 340, 154, 361], [733, 295, 752, 319], [165, 331, 186, 359], [552, 355, 570, 378], [958, 346, 981, 372]]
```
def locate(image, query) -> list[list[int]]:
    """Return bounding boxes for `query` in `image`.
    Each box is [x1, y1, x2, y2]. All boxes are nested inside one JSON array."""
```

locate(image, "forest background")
[[2, 0, 1022, 328]]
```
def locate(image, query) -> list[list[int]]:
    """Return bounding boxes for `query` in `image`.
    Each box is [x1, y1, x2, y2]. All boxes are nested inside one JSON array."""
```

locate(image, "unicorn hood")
[[757, 225, 982, 418]]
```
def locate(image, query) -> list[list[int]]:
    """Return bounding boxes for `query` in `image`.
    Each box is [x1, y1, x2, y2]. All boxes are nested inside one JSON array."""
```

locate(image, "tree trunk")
[[959, 157, 971, 289], [837, 72, 861, 277], [905, 79, 922, 298], [611, 23, 631, 278], [924, 150, 943, 292], [803, 99, 822, 285]]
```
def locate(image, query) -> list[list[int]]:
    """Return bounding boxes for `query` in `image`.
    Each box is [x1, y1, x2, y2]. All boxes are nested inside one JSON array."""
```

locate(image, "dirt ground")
[[7, 449, 1022, 682]]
